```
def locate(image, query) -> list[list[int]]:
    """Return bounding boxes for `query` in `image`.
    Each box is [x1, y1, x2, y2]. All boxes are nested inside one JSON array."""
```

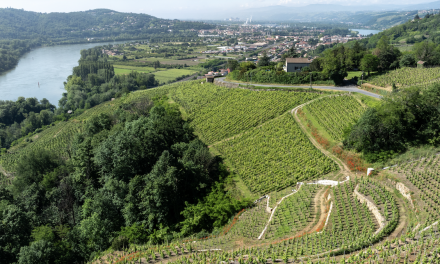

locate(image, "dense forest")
[[0, 95, 247, 263]]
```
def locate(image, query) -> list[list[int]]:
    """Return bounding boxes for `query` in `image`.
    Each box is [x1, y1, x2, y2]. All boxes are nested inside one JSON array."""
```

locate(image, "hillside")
[[3, 75, 440, 263], [367, 11, 440, 46], [0, 8, 213, 41]]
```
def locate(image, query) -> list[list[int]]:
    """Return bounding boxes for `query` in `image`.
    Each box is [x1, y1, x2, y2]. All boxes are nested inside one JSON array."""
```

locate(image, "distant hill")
[[365, 11, 440, 46], [0, 8, 213, 42], [195, 1, 440, 27]]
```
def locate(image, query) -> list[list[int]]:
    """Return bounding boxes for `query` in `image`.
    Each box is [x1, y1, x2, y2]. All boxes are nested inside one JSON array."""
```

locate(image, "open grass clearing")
[[153, 69, 198, 83]]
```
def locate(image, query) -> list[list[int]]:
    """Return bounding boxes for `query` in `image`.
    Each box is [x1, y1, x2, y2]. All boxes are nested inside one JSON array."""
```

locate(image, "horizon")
[[0, 0, 436, 19]]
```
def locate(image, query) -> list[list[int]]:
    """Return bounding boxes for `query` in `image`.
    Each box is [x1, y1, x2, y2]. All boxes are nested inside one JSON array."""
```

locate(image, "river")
[[350, 29, 382, 36], [0, 40, 138, 105]]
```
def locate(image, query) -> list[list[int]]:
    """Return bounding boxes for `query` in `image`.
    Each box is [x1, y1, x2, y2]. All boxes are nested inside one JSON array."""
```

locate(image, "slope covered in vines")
[[170, 81, 322, 145], [214, 114, 338, 194]]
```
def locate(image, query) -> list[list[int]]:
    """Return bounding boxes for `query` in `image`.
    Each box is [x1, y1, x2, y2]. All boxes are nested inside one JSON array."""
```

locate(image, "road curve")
[[216, 77, 382, 99]]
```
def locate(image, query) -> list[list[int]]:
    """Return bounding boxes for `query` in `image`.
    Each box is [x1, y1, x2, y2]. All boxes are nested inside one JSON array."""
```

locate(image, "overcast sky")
[[0, 0, 434, 19]]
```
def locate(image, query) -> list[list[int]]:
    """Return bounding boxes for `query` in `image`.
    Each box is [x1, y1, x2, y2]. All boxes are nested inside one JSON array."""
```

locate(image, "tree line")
[[0, 97, 56, 150]]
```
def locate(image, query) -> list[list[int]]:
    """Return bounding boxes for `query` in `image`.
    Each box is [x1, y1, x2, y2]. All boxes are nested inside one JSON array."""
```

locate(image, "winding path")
[[216, 77, 382, 99]]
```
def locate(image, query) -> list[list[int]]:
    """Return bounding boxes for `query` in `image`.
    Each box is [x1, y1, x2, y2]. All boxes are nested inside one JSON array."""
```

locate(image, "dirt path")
[[303, 187, 329, 234], [291, 96, 352, 175]]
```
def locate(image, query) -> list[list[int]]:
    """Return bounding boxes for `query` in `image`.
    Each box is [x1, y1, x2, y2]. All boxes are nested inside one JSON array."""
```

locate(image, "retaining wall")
[[354, 185, 386, 235], [396, 182, 414, 208]]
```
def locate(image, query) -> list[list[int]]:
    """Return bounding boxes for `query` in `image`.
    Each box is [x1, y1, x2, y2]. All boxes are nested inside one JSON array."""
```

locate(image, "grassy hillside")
[[302, 95, 366, 142], [367, 11, 440, 46]]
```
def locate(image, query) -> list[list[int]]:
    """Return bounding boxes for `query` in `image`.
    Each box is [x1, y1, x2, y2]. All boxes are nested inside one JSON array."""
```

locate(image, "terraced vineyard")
[[391, 154, 440, 226], [265, 185, 322, 240], [326, 180, 379, 249], [367, 67, 440, 88], [227, 198, 270, 239], [170, 81, 321, 145], [214, 114, 338, 194], [303, 95, 365, 141]]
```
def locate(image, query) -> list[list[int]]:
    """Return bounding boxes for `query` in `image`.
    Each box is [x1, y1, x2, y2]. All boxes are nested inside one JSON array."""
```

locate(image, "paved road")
[[217, 77, 382, 99]]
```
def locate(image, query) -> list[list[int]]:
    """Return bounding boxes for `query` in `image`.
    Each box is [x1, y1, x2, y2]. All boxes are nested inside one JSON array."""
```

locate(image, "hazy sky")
[[0, 0, 434, 19]]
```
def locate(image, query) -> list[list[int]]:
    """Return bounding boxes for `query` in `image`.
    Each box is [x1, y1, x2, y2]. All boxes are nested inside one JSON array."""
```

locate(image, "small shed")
[[205, 74, 215, 83], [417, 61, 425, 68]]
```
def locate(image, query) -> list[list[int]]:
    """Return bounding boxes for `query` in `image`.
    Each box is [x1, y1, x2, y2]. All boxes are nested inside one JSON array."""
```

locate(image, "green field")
[[153, 69, 198, 83], [346, 71, 363, 79]]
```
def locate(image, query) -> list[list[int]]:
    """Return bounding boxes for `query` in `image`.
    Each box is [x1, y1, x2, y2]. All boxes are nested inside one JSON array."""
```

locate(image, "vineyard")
[[90, 176, 407, 264], [366, 67, 440, 88], [391, 153, 440, 226], [170, 81, 321, 145], [302, 95, 365, 141], [226, 198, 271, 239], [213, 114, 338, 194], [265, 185, 322, 240]]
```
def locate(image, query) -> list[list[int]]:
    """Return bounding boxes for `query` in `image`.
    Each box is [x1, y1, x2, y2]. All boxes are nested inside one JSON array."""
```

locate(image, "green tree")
[[13, 149, 61, 193], [413, 40, 439, 65], [360, 54, 379, 76], [18, 240, 56, 264], [226, 59, 239, 71], [399, 54, 416, 67], [0, 205, 32, 263], [258, 52, 270, 67]]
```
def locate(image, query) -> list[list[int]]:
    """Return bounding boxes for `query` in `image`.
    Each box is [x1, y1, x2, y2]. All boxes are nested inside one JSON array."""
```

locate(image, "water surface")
[[0, 40, 135, 105], [350, 29, 382, 36]]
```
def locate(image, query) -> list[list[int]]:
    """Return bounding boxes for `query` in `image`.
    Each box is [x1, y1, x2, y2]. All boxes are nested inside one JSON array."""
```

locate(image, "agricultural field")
[[366, 67, 440, 88], [113, 64, 160, 75], [302, 95, 366, 141], [170, 81, 322, 145], [390, 153, 440, 226], [99, 176, 406, 264], [153, 69, 198, 83], [265, 185, 322, 240], [227, 198, 270, 239], [214, 114, 338, 194]]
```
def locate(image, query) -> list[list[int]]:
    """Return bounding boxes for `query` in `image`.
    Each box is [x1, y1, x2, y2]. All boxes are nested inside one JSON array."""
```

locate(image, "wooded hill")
[[366, 11, 440, 46], [0, 8, 213, 41]]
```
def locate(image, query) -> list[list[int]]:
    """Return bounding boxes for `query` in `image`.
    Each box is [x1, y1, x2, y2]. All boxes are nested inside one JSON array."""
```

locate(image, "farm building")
[[284, 58, 313, 72]]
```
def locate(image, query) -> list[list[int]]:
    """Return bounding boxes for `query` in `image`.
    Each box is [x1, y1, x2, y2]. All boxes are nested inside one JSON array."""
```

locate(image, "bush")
[[111, 236, 129, 251]]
